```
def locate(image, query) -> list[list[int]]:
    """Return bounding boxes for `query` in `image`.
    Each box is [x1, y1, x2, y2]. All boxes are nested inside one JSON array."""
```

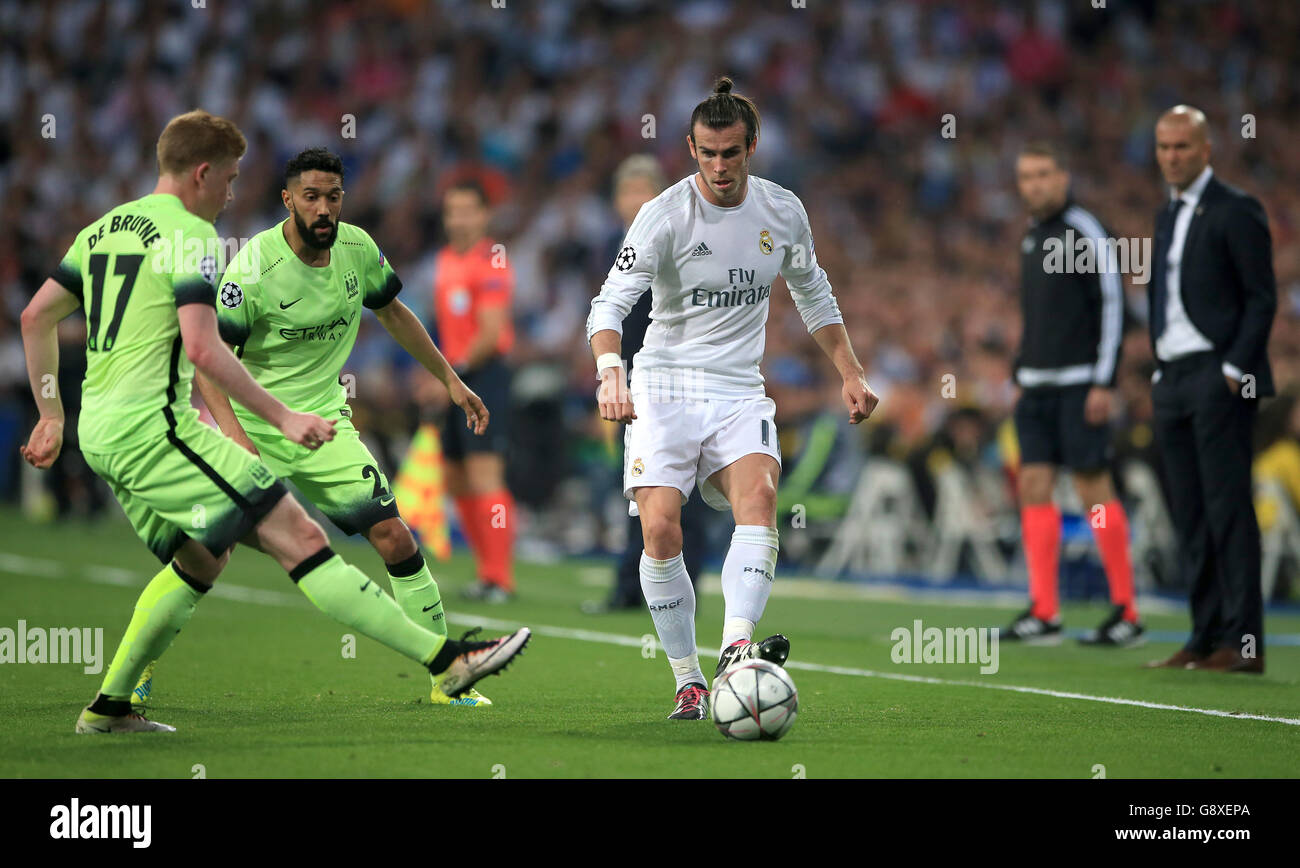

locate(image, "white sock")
[[640, 551, 704, 690], [720, 525, 778, 651], [669, 653, 705, 691], [722, 616, 755, 649]]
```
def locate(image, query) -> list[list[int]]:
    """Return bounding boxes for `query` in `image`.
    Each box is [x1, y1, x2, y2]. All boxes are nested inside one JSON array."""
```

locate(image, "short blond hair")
[[613, 154, 666, 194], [157, 110, 247, 176]]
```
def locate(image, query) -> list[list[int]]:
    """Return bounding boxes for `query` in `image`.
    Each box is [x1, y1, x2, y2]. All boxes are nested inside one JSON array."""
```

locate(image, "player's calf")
[[171, 537, 230, 587], [374, 542, 497, 705], [639, 517, 683, 560], [245, 496, 330, 572], [79, 560, 210, 734], [366, 516, 419, 563]]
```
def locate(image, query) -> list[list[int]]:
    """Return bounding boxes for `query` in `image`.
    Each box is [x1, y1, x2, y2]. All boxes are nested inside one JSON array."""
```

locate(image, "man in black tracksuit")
[[1005, 142, 1143, 647]]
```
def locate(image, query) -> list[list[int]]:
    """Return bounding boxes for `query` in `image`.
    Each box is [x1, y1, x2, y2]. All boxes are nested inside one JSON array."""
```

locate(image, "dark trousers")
[[1151, 352, 1263, 656]]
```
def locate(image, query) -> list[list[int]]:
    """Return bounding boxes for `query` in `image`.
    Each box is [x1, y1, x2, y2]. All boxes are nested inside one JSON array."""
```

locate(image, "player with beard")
[[23, 117, 526, 734], [587, 78, 878, 720], [136, 147, 499, 708]]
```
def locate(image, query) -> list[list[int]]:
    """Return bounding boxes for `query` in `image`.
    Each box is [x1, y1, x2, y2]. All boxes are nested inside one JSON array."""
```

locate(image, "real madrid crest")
[[759, 229, 773, 255], [631, 458, 645, 477]]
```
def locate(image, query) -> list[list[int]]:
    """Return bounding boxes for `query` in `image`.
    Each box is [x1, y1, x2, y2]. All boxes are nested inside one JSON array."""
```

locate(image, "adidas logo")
[[690, 242, 712, 257]]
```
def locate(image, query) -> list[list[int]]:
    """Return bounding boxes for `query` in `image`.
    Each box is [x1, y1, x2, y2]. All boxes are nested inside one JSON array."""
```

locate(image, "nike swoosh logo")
[[280, 298, 302, 309], [422, 604, 439, 612], [379, 495, 396, 506], [360, 580, 372, 592]]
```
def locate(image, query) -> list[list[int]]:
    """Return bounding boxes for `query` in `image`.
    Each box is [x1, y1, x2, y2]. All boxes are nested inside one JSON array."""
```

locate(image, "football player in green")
[[20, 113, 527, 733], [178, 146, 494, 706]]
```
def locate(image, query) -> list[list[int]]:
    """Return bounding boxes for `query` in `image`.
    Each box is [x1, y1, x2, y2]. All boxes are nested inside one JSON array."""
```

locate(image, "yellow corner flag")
[[393, 422, 452, 561]]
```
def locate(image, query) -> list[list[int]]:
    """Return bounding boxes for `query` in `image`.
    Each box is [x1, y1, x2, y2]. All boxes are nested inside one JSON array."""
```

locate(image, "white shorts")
[[623, 395, 782, 516]]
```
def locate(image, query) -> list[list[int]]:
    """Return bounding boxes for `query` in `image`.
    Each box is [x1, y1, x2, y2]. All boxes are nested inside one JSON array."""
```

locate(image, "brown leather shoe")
[[1144, 648, 1205, 669], [1186, 647, 1264, 674], [1227, 655, 1264, 674]]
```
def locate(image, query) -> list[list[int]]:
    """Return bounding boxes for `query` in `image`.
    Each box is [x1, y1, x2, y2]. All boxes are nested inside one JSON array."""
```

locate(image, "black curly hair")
[[284, 147, 344, 187]]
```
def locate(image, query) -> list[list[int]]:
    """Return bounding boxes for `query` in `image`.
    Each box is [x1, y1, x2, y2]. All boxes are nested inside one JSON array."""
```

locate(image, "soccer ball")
[[711, 659, 798, 741]]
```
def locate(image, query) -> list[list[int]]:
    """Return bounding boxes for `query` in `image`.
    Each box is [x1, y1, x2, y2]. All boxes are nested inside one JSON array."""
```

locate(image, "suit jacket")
[[1148, 175, 1277, 396]]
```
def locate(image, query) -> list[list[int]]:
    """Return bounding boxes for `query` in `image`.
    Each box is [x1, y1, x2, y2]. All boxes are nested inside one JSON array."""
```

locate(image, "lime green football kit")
[[211, 219, 482, 706], [53, 193, 287, 562], [216, 220, 402, 535], [53, 195, 459, 724]]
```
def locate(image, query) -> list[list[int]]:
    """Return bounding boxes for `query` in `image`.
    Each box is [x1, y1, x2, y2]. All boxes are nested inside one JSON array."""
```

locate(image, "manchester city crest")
[[344, 269, 359, 300], [249, 462, 275, 489]]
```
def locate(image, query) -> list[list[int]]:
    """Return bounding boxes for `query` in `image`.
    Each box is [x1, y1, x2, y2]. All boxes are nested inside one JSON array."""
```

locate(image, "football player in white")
[[587, 77, 878, 720]]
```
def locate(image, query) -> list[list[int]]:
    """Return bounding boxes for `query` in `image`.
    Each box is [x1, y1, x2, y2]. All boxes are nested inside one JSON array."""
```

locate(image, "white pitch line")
[[781, 663, 1300, 726], [695, 573, 1190, 616], [457, 614, 1300, 728], [2, 554, 1298, 727], [0, 553, 63, 578]]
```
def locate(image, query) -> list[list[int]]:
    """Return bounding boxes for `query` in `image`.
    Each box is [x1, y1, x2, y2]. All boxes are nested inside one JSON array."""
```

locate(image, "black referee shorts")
[[1013, 384, 1112, 472], [442, 356, 511, 461]]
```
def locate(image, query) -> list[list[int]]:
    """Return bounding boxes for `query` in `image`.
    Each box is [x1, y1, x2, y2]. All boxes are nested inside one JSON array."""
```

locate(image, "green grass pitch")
[[2, 506, 1298, 778]]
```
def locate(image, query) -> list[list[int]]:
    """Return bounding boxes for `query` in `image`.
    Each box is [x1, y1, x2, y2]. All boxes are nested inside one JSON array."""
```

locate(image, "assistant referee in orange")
[[433, 179, 517, 603]]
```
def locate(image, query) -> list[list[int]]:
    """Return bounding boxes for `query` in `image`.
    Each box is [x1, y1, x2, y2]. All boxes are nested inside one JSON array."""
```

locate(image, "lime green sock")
[[99, 563, 204, 701], [296, 554, 445, 665], [387, 558, 447, 638]]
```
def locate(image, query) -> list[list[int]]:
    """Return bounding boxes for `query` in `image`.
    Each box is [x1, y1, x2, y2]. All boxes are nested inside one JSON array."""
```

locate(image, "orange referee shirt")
[[433, 237, 514, 369]]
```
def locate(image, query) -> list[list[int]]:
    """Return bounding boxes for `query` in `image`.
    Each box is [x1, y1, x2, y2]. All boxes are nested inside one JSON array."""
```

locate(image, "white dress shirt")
[[1154, 165, 1243, 382]]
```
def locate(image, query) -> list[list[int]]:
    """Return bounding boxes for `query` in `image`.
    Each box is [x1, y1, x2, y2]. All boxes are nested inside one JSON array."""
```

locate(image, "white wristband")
[[596, 352, 623, 376]]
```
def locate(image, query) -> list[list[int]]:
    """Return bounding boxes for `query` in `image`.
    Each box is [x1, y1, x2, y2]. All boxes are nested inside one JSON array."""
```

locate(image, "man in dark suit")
[[1144, 105, 1276, 674]]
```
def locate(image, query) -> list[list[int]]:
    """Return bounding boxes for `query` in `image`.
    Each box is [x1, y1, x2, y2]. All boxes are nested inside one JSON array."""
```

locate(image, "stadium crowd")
[[2, 0, 1299, 596]]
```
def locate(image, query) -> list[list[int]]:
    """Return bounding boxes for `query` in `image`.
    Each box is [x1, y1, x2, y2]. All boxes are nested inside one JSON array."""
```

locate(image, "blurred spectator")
[[1254, 390, 1300, 535], [4, 0, 1299, 586]]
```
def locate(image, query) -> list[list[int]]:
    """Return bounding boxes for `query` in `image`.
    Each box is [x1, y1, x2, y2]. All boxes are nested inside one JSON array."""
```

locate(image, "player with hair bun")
[[587, 78, 878, 720]]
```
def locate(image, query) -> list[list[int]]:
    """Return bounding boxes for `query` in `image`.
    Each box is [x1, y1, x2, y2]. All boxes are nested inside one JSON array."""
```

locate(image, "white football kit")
[[586, 173, 844, 514]]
